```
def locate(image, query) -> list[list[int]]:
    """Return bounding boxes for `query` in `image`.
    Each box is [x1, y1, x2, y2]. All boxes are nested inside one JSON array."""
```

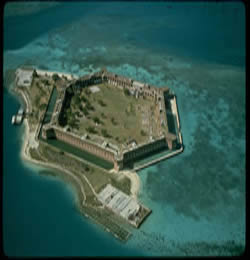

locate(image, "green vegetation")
[[111, 117, 118, 126], [59, 82, 153, 145], [86, 101, 95, 111], [110, 177, 131, 196], [52, 73, 60, 81], [39, 103, 47, 111], [101, 129, 111, 138], [38, 141, 131, 195], [81, 95, 88, 103], [101, 112, 106, 119], [123, 88, 130, 96], [32, 69, 38, 78], [98, 99, 106, 107], [140, 129, 147, 136], [82, 107, 89, 116], [86, 126, 97, 134], [84, 89, 91, 96], [42, 79, 50, 86], [72, 95, 81, 106], [29, 148, 44, 161], [93, 116, 102, 125]]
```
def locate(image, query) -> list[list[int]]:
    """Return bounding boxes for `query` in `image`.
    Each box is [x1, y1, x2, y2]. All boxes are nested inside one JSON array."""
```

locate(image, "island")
[[12, 66, 184, 241]]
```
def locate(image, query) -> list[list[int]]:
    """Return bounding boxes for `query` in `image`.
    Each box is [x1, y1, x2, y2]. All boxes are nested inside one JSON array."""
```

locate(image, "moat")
[[13, 66, 183, 241]]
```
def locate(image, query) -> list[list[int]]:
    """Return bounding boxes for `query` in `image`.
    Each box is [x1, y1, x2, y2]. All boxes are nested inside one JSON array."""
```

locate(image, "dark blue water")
[[3, 92, 143, 257], [3, 2, 245, 256], [4, 2, 245, 67]]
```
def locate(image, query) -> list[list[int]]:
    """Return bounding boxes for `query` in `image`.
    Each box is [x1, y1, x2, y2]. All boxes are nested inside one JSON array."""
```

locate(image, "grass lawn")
[[62, 83, 157, 147]]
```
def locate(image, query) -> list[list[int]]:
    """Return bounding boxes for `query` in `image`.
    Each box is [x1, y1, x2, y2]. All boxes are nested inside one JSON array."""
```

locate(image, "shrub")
[[98, 99, 106, 107], [39, 103, 47, 111], [101, 129, 111, 138], [33, 69, 38, 78], [86, 102, 94, 111], [86, 126, 97, 134], [101, 112, 106, 119], [140, 130, 147, 136], [52, 73, 60, 81], [82, 107, 89, 116], [85, 89, 91, 96], [124, 88, 130, 96], [111, 117, 118, 125], [81, 95, 87, 103], [93, 116, 101, 124]]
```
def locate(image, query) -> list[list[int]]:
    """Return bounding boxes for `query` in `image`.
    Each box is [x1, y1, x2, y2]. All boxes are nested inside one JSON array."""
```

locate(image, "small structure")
[[98, 184, 151, 228], [15, 68, 33, 87]]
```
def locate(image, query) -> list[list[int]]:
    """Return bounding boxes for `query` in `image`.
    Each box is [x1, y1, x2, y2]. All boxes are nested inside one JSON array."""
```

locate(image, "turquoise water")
[[3, 2, 245, 256]]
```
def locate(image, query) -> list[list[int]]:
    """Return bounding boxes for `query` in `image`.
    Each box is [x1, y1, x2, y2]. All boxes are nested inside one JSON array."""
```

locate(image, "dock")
[[12, 107, 25, 125]]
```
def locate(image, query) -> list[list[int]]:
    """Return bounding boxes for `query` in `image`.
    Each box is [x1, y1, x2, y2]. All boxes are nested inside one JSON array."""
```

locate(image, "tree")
[[81, 95, 87, 103], [52, 73, 60, 81], [39, 103, 47, 111], [42, 79, 49, 86], [33, 69, 38, 78], [82, 107, 89, 116], [101, 112, 106, 118], [124, 88, 130, 96], [98, 99, 106, 107], [140, 129, 147, 136], [111, 117, 117, 125], [93, 116, 101, 124], [86, 102, 94, 111], [72, 95, 81, 106], [101, 129, 111, 138], [86, 126, 97, 134]]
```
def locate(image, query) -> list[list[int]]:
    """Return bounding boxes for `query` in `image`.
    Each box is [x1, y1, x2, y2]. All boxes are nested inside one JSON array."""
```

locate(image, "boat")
[[11, 115, 16, 125], [18, 107, 24, 116]]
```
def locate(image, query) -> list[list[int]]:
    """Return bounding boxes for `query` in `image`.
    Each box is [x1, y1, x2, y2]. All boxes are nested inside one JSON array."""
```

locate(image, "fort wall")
[[52, 127, 116, 163], [123, 137, 167, 163], [41, 68, 182, 171]]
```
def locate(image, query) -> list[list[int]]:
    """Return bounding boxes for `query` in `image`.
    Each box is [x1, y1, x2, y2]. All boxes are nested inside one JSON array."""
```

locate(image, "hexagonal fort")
[[42, 68, 182, 171]]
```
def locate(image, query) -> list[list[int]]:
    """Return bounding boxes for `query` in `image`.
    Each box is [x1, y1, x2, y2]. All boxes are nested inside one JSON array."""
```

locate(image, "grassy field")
[[61, 83, 157, 147], [37, 141, 131, 196], [31, 141, 132, 241]]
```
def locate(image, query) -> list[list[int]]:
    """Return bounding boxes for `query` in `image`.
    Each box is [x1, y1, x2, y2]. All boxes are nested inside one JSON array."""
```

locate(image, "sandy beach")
[[36, 69, 79, 80], [20, 118, 87, 203], [121, 170, 141, 200], [20, 117, 141, 206]]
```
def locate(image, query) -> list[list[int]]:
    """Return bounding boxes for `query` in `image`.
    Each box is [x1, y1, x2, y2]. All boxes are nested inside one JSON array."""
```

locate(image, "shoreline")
[[35, 69, 79, 80], [20, 116, 141, 201], [20, 118, 87, 204]]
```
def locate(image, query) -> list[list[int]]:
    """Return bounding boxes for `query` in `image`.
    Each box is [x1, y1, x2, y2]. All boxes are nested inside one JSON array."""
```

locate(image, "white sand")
[[36, 69, 79, 80], [20, 118, 87, 203], [121, 170, 141, 200]]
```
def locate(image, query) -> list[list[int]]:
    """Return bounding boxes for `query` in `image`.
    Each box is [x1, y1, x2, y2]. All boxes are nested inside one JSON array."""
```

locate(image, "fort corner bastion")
[[41, 67, 184, 172]]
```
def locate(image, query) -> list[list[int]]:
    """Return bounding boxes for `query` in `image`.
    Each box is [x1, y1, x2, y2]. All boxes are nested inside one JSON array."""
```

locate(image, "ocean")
[[3, 2, 245, 256]]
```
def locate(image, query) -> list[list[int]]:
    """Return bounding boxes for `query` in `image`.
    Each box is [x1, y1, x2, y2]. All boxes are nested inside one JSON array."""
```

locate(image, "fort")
[[41, 68, 183, 172], [14, 66, 183, 240]]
